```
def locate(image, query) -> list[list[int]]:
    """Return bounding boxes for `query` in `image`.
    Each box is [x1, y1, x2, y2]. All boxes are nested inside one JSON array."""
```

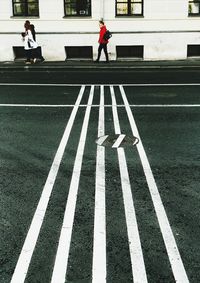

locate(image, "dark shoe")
[[95, 60, 99, 63], [106, 61, 109, 63], [40, 57, 45, 63]]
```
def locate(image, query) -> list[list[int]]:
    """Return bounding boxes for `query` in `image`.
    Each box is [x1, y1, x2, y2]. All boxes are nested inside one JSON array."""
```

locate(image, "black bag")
[[103, 30, 112, 40]]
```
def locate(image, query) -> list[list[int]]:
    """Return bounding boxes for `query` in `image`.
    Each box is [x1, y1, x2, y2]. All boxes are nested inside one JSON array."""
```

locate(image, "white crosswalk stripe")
[[92, 85, 107, 283]]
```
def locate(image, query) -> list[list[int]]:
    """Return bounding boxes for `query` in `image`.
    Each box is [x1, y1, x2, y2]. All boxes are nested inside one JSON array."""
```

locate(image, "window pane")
[[65, 4, 77, 15], [117, 3, 128, 14], [65, 0, 91, 16], [28, 3, 39, 16], [189, 2, 200, 14], [13, 0, 39, 16], [131, 3, 142, 14], [116, 0, 128, 2], [13, 3, 25, 15], [132, 0, 142, 2]]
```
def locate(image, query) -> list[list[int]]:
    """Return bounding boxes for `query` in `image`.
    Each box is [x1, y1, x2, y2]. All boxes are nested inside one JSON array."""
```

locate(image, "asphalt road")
[[0, 70, 200, 283], [1, 67, 200, 84]]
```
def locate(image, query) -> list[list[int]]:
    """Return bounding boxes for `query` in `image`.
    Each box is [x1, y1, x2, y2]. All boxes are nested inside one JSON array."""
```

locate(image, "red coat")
[[98, 25, 108, 44]]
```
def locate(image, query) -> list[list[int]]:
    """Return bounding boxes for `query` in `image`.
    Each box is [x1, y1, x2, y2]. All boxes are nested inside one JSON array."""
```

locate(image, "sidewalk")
[[1, 59, 200, 70]]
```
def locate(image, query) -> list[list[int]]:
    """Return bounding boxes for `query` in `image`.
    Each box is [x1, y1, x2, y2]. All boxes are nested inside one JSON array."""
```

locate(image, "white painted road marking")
[[119, 85, 189, 283], [10, 86, 85, 283], [51, 86, 94, 283], [0, 104, 200, 108], [96, 134, 109, 146], [1, 82, 200, 86], [92, 85, 107, 283], [110, 86, 148, 283], [112, 134, 126, 148]]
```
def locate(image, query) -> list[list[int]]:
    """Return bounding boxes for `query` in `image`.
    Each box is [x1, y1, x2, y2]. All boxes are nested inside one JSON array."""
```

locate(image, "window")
[[13, 0, 39, 17], [116, 0, 143, 16], [65, 46, 93, 59], [188, 1, 200, 15], [64, 0, 91, 16], [116, 45, 144, 59], [187, 45, 200, 56]]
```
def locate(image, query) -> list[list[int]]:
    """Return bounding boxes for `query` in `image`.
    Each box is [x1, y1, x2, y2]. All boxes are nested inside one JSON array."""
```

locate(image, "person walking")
[[95, 20, 109, 63], [22, 21, 38, 64], [29, 24, 45, 63], [22, 21, 44, 64]]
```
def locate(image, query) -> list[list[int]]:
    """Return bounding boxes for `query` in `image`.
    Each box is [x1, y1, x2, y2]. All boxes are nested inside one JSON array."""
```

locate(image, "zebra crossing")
[[10, 85, 189, 283]]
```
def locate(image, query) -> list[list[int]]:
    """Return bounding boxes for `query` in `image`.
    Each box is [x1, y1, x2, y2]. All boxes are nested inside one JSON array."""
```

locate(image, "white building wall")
[[0, 0, 200, 61]]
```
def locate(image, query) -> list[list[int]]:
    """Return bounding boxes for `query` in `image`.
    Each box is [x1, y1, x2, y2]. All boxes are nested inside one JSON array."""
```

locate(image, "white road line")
[[0, 104, 80, 107], [1, 82, 200, 86], [10, 85, 85, 283], [121, 83, 200, 86], [92, 85, 106, 283], [110, 86, 148, 283], [129, 104, 200, 107], [51, 85, 94, 283], [0, 83, 82, 86], [119, 85, 189, 283], [112, 134, 126, 148], [0, 104, 200, 108]]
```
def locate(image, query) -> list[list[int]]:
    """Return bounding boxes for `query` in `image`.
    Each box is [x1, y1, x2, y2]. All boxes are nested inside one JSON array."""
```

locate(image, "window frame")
[[12, 0, 39, 17], [188, 0, 200, 16], [115, 0, 143, 17], [64, 0, 91, 17]]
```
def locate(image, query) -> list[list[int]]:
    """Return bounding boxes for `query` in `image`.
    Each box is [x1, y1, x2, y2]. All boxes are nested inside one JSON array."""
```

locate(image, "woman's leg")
[[96, 44, 103, 61], [25, 49, 31, 63], [103, 44, 109, 62]]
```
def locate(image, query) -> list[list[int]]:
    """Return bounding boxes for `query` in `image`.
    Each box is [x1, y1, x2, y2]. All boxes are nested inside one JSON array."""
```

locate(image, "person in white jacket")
[[22, 22, 38, 64]]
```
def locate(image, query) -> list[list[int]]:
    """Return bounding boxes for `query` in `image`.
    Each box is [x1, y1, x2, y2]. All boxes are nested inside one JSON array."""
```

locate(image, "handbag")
[[103, 30, 112, 40]]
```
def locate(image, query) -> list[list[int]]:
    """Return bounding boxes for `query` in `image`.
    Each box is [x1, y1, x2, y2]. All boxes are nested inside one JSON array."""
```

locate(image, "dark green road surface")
[[0, 82, 199, 283], [2, 68, 200, 84]]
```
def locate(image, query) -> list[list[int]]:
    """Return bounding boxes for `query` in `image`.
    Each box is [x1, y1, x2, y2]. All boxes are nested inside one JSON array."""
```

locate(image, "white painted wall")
[[0, 0, 200, 61]]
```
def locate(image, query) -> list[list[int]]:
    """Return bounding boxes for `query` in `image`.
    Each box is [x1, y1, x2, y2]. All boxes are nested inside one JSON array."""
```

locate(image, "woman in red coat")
[[95, 21, 109, 63]]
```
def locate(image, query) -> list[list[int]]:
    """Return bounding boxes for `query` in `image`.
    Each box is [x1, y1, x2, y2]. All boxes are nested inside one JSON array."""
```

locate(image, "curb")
[[1, 61, 200, 71]]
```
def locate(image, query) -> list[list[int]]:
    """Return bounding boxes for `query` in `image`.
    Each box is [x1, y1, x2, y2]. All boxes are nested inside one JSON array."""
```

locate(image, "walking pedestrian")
[[21, 21, 38, 64], [22, 21, 44, 64], [29, 24, 45, 63], [95, 20, 109, 63]]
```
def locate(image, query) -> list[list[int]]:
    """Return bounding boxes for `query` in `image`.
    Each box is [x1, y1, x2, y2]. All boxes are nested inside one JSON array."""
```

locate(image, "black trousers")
[[25, 48, 44, 61], [25, 49, 32, 62], [31, 47, 44, 60], [97, 43, 109, 61]]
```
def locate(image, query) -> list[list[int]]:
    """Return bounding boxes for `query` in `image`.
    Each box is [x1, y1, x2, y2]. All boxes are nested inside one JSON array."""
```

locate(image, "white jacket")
[[24, 30, 38, 50]]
